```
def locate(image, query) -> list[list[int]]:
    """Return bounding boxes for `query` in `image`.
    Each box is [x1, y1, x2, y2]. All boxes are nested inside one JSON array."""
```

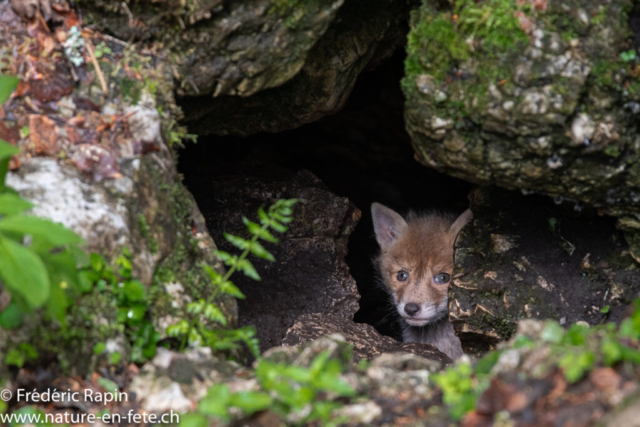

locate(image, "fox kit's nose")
[[404, 303, 420, 316]]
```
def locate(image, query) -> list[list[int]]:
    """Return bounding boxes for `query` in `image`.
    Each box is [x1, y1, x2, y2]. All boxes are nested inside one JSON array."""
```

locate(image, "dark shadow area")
[[177, 51, 473, 346]]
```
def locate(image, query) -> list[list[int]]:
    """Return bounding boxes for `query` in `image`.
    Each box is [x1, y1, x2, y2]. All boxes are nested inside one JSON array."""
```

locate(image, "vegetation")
[[168, 199, 299, 358], [435, 301, 640, 420], [404, 0, 530, 99], [182, 350, 355, 426]]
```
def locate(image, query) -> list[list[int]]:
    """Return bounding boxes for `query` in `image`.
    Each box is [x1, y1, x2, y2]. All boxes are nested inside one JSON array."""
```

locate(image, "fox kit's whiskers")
[[370, 203, 472, 360]]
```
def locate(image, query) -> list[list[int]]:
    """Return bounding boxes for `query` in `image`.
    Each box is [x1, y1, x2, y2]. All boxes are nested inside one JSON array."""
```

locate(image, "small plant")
[[604, 145, 621, 158], [181, 350, 355, 426], [88, 250, 161, 363], [168, 199, 298, 357], [93, 42, 112, 59], [620, 49, 637, 63], [432, 351, 499, 420], [435, 301, 640, 421]]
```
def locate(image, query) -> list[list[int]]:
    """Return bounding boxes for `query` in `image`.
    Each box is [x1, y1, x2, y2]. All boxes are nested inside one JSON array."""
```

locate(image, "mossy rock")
[[403, 0, 640, 219]]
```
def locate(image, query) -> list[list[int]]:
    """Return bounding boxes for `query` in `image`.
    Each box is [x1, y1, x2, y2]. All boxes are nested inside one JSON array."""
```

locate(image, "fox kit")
[[371, 203, 472, 360]]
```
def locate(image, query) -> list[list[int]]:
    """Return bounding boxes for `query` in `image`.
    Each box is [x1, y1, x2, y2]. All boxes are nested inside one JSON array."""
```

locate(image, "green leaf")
[[243, 218, 279, 243], [117, 305, 146, 325], [178, 413, 209, 427], [93, 342, 107, 354], [5, 343, 38, 368], [0, 141, 19, 192], [269, 220, 287, 233], [122, 280, 146, 302], [5, 348, 25, 367], [512, 335, 533, 349], [230, 391, 272, 414], [258, 206, 269, 224], [0, 216, 83, 249], [0, 157, 10, 193], [199, 384, 231, 420], [249, 241, 275, 261], [204, 303, 227, 325], [224, 233, 250, 250], [560, 351, 595, 383], [97, 377, 119, 394], [237, 258, 260, 280], [90, 252, 106, 272], [0, 235, 50, 308], [202, 263, 222, 284], [187, 300, 204, 314], [0, 303, 24, 329], [601, 305, 610, 314], [46, 281, 68, 328], [541, 321, 564, 343], [474, 350, 502, 375], [41, 250, 83, 296], [0, 139, 19, 160], [271, 213, 292, 224], [0, 194, 33, 215], [0, 76, 19, 105], [310, 351, 330, 376], [109, 351, 122, 365], [219, 280, 245, 299]]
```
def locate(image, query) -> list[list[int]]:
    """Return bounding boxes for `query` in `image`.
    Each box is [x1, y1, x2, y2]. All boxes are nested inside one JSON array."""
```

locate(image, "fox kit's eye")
[[434, 273, 450, 284], [396, 270, 409, 281]]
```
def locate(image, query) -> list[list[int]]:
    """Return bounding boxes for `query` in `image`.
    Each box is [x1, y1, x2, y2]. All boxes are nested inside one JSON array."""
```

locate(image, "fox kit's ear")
[[450, 209, 473, 238], [371, 203, 407, 250]]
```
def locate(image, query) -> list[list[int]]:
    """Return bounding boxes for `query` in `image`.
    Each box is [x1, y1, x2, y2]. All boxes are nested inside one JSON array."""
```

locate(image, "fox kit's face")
[[371, 204, 472, 327]]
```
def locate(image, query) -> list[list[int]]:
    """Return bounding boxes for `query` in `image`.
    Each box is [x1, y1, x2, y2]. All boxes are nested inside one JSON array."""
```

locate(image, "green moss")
[[403, 0, 529, 120], [137, 213, 159, 254], [605, 145, 621, 158]]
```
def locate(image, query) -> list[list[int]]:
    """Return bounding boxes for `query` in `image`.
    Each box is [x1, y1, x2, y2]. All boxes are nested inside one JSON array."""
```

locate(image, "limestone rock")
[[403, 0, 640, 219]]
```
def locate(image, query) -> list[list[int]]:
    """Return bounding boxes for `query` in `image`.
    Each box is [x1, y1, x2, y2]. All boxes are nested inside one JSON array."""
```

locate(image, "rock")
[[0, 7, 234, 375], [186, 162, 360, 353], [283, 313, 451, 363], [181, 0, 409, 136], [131, 336, 447, 426], [449, 187, 640, 352], [403, 0, 640, 219], [130, 347, 246, 414], [79, 0, 344, 98]]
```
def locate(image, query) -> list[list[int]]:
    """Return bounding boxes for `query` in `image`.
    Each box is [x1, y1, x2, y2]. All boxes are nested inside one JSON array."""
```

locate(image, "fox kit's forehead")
[[383, 214, 455, 275]]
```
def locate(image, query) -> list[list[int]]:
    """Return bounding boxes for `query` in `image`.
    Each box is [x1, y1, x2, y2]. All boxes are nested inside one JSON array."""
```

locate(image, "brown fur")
[[371, 204, 472, 359], [376, 213, 455, 311]]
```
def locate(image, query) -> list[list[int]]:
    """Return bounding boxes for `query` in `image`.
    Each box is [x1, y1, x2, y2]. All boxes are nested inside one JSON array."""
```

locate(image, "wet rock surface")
[[181, 0, 409, 136], [283, 313, 451, 363], [183, 162, 360, 353], [450, 187, 640, 353], [403, 0, 640, 221]]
